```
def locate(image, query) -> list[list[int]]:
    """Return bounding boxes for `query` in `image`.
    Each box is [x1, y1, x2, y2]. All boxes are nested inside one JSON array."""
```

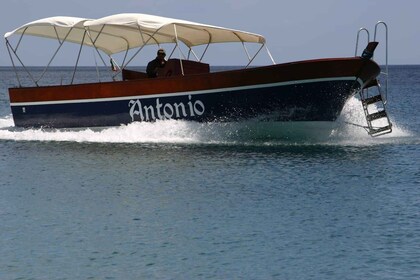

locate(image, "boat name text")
[[128, 95, 205, 121]]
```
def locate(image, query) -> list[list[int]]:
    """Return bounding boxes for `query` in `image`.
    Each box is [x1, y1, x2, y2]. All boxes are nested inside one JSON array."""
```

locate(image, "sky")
[[0, 0, 419, 66]]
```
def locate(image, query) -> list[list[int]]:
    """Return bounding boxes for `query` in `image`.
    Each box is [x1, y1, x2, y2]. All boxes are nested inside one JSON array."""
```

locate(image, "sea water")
[[0, 66, 419, 279]]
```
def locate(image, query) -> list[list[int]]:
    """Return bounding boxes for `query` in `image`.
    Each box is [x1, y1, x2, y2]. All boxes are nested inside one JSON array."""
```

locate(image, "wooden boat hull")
[[9, 57, 380, 128]]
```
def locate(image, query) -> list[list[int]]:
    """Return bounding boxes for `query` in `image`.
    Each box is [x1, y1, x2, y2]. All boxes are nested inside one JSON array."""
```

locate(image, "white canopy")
[[5, 13, 266, 55], [84, 13, 266, 55], [5, 16, 91, 44]]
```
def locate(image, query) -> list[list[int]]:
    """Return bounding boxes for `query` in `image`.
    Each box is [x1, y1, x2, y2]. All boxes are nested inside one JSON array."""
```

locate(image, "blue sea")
[[0, 66, 419, 279]]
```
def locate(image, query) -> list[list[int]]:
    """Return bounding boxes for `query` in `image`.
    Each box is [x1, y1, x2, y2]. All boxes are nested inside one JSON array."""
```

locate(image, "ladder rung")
[[362, 95, 383, 106], [369, 125, 392, 135], [367, 110, 387, 121]]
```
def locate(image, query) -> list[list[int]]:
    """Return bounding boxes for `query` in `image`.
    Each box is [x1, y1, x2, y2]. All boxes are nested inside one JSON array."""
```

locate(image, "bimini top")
[[5, 13, 266, 55], [4, 16, 91, 44]]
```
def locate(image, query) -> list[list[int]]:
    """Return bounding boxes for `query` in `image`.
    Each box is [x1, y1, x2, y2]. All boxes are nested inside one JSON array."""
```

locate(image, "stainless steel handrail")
[[374, 21, 388, 104], [355, 28, 370, 56]]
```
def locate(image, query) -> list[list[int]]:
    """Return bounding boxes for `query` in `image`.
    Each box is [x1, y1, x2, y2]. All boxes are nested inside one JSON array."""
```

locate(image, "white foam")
[[329, 97, 413, 145], [0, 117, 332, 144], [0, 118, 205, 143], [0, 98, 415, 145]]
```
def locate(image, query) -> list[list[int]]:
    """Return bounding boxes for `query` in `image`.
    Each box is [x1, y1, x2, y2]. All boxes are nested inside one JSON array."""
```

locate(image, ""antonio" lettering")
[[128, 95, 205, 121]]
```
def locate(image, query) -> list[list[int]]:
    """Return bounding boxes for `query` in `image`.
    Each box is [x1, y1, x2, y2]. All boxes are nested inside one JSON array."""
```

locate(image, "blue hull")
[[11, 79, 358, 128]]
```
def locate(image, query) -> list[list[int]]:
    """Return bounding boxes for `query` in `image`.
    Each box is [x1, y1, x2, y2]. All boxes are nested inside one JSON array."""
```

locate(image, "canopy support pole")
[[121, 27, 161, 69], [199, 42, 211, 62], [232, 31, 264, 68], [14, 27, 28, 51], [117, 24, 163, 70], [5, 39, 22, 87], [265, 45, 276, 65], [6, 27, 39, 86], [241, 42, 252, 62], [85, 26, 115, 81], [36, 26, 74, 84], [246, 43, 265, 68], [188, 48, 200, 61], [198, 30, 212, 62], [168, 44, 177, 59], [173, 24, 184, 76], [71, 30, 87, 84], [5, 39, 38, 86]]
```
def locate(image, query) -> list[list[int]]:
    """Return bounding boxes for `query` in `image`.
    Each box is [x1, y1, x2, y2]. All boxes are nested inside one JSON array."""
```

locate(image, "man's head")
[[157, 48, 166, 59]]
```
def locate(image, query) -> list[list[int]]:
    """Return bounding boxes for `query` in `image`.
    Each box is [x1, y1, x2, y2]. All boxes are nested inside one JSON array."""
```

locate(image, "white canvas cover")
[[5, 14, 266, 55], [5, 16, 90, 44], [84, 13, 266, 54]]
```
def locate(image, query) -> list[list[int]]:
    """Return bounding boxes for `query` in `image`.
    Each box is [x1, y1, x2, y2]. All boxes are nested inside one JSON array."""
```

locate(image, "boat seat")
[[122, 59, 210, 81], [157, 59, 210, 77], [122, 69, 148, 81]]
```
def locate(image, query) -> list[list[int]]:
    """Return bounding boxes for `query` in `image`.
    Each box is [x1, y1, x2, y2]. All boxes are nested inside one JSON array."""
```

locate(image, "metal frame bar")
[[245, 43, 265, 68], [85, 26, 121, 81], [355, 28, 370, 56], [5, 39, 22, 86], [199, 42, 211, 62], [5, 38, 38, 86], [86, 25, 111, 67], [188, 47, 200, 61], [199, 30, 212, 62], [242, 41, 252, 62], [231, 31, 267, 68], [36, 26, 74, 83], [265, 45, 276, 65], [6, 26, 45, 86], [121, 28, 161, 69], [168, 44, 177, 59], [374, 21, 388, 103], [71, 30, 87, 84], [173, 24, 185, 75], [86, 28, 131, 79], [15, 27, 28, 51]]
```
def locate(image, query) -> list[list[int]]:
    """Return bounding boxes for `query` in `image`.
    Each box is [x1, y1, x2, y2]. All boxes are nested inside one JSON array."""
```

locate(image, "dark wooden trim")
[[9, 57, 379, 103]]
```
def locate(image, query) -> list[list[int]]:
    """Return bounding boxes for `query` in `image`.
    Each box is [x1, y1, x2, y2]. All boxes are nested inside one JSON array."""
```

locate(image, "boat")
[[4, 14, 392, 136]]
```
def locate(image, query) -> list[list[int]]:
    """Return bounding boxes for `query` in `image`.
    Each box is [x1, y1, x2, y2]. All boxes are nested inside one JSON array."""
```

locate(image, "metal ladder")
[[355, 21, 392, 137]]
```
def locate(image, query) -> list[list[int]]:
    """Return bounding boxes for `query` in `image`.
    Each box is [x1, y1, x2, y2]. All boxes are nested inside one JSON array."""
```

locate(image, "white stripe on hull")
[[11, 77, 362, 107]]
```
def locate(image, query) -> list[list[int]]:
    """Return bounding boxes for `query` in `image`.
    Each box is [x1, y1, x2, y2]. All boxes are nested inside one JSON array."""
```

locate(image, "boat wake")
[[331, 97, 414, 145], [0, 97, 415, 146]]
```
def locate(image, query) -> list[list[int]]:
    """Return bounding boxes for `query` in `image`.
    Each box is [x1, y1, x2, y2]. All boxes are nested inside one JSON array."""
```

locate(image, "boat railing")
[[355, 28, 370, 57], [374, 21, 388, 104], [353, 21, 392, 137], [354, 21, 389, 104]]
